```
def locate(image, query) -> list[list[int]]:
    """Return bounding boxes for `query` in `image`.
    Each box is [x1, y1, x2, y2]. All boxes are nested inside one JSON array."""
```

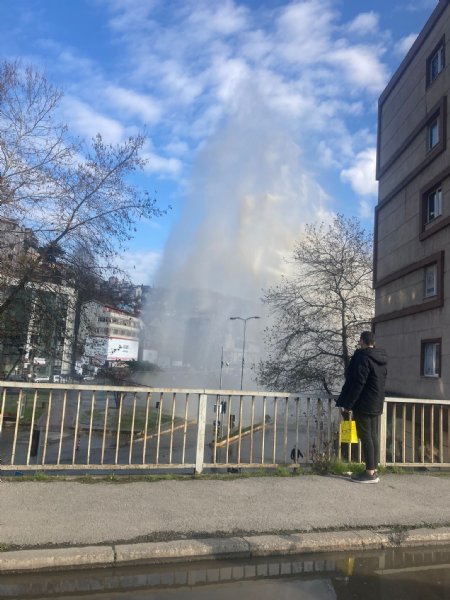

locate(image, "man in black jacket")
[[336, 331, 388, 484]]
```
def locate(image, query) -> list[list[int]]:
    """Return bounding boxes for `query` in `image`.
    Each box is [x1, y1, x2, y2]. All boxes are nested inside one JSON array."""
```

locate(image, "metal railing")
[[381, 397, 450, 467], [1, 382, 449, 472], [0, 383, 340, 473]]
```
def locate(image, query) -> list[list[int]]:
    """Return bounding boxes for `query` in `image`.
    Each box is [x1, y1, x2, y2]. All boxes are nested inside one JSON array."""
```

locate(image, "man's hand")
[[341, 409, 351, 419]]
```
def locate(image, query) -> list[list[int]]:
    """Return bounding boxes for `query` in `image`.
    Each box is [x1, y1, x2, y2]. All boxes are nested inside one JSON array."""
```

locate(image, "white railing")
[[0, 382, 449, 472], [0, 383, 340, 473], [381, 397, 450, 467]]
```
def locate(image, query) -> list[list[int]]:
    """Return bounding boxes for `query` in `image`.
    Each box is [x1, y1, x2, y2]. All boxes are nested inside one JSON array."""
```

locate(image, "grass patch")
[[0, 466, 309, 483], [381, 465, 407, 474], [323, 460, 356, 475], [1, 392, 47, 425], [72, 473, 191, 484], [1, 462, 444, 483], [21, 404, 45, 425]]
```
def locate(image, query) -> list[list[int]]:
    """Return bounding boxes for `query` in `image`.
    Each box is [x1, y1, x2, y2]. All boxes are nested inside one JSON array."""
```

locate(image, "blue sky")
[[0, 0, 439, 293]]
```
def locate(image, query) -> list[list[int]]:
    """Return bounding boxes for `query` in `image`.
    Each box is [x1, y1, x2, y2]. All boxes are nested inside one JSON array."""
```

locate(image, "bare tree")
[[0, 61, 165, 376], [258, 215, 374, 394], [0, 62, 71, 219]]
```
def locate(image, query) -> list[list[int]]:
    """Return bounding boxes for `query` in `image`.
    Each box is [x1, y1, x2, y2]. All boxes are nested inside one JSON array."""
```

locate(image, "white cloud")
[[240, 29, 272, 62], [327, 44, 388, 93], [58, 49, 97, 75], [114, 249, 162, 285], [142, 151, 182, 176], [43, 0, 396, 216], [317, 141, 341, 168], [210, 56, 250, 104], [61, 97, 125, 144], [98, 0, 390, 144], [186, 104, 225, 141], [275, 0, 336, 64], [346, 12, 380, 36], [157, 59, 205, 103], [187, 0, 248, 39], [106, 0, 158, 32], [28, 0, 394, 225], [395, 33, 418, 57], [164, 139, 189, 156], [4, 0, 406, 315], [104, 85, 162, 124], [340, 148, 378, 196], [358, 198, 375, 220]]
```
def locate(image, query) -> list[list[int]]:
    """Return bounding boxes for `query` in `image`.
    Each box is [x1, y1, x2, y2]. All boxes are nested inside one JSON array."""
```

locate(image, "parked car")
[[5, 374, 26, 382], [33, 376, 50, 383]]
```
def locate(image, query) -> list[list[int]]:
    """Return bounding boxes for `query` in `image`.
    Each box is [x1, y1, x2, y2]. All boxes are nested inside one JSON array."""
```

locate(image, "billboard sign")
[[107, 338, 139, 361], [84, 337, 108, 361]]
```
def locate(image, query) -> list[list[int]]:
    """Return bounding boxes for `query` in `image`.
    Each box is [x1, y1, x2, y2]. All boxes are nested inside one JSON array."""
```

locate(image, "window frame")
[[425, 186, 443, 224], [424, 263, 438, 298], [420, 176, 448, 239], [427, 37, 445, 87], [421, 338, 441, 378], [428, 118, 440, 151]]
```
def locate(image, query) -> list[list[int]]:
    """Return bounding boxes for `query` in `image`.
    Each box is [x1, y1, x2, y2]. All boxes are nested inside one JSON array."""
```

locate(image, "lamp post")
[[230, 316, 260, 390]]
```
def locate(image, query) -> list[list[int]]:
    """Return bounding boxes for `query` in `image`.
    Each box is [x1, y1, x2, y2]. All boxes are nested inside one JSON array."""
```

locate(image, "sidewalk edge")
[[1, 527, 450, 573]]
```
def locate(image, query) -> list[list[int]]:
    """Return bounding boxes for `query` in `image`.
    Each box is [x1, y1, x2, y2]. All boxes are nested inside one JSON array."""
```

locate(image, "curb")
[[0, 546, 115, 573], [1, 527, 450, 573]]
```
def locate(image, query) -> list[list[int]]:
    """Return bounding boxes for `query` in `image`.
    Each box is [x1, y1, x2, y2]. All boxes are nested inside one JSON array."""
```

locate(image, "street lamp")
[[230, 316, 260, 390]]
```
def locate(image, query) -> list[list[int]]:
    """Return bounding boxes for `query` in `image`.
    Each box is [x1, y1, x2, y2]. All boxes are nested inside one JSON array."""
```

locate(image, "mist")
[[145, 90, 331, 390]]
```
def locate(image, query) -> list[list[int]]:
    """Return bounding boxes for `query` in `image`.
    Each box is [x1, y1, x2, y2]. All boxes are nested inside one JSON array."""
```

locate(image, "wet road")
[[2, 545, 449, 599]]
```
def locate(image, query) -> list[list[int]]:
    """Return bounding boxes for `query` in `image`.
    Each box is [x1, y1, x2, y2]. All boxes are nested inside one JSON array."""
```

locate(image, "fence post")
[[379, 410, 387, 467], [195, 393, 208, 474]]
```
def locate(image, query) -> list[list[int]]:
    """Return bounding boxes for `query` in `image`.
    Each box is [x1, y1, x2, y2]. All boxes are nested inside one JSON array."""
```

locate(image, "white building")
[[80, 301, 141, 366]]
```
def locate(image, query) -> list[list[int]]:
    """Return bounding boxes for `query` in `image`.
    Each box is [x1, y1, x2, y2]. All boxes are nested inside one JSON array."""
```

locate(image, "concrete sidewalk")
[[1, 473, 450, 572]]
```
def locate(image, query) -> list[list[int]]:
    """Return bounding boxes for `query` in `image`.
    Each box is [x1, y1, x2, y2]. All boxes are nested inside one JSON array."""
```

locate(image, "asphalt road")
[[1, 473, 450, 549]]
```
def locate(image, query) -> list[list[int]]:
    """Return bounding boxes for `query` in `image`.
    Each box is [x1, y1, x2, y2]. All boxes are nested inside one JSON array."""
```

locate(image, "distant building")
[[79, 301, 141, 368], [100, 277, 150, 315], [0, 219, 76, 379], [0, 218, 38, 272], [374, 0, 450, 397]]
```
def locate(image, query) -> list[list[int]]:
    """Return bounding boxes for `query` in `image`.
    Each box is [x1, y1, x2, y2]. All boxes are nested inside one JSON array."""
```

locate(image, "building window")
[[424, 264, 437, 298], [421, 340, 441, 377], [427, 41, 445, 85], [428, 119, 439, 150], [425, 187, 442, 223]]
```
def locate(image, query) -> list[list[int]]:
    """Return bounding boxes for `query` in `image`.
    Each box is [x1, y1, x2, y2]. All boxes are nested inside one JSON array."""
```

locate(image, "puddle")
[[1, 545, 449, 599]]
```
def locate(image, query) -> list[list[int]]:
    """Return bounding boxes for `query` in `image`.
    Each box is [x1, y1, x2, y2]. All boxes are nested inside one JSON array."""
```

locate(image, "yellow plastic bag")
[[340, 420, 358, 444]]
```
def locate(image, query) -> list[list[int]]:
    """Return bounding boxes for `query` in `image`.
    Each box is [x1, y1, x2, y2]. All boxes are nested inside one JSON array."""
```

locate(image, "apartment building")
[[80, 301, 141, 366], [0, 218, 76, 379], [375, 0, 450, 398], [0, 218, 38, 269]]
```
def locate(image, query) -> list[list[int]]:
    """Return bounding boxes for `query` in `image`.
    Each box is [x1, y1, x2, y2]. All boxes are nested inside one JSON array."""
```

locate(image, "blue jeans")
[[354, 413, 379, 470]]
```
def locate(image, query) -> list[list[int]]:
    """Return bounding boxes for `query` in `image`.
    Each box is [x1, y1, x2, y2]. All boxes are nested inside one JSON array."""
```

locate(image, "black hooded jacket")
[[336, 347, 388, 415]]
